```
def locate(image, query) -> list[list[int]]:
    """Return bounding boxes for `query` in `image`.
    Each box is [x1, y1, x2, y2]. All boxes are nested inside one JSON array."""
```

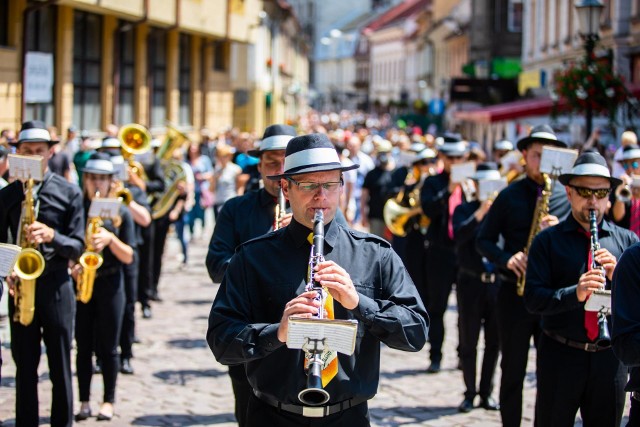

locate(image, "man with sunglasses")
[[523, 151, 637, 425], [476, 124, 571, 426], [207, 133, 428, 426]]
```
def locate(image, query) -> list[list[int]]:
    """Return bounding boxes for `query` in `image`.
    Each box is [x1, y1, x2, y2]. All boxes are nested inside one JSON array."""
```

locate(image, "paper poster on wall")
[[25, 52, 54, 104]]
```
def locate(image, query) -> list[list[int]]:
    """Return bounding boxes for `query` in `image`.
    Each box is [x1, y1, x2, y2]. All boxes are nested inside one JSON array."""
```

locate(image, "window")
[[178, 33, 191, 126], [508, 0, 523, 32], [0, 0, 9, 46], [25, 6, 57, 124], [148, 28, 167, 128], [213, 40, 228, 72], [116, 23, 135, 125]]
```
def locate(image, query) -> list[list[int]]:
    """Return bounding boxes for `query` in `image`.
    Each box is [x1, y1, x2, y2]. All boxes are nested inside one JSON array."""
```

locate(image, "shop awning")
[[453, 97, 567, 124]]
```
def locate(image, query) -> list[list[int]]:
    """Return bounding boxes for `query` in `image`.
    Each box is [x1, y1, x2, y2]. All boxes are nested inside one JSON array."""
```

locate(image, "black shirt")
[[612, 242, 640, 392], [420, 172, 460, 249], [48, 151, 70, 178], [453, 200, 491, 275], [206, 188, 277, 283], [476, 176, 571, 283], [362, 166, 394, 220], [207, 218, 428, 405], [0, 172, 85, 276], [524, 214, 637, 342], [126, 184, 151, 246]]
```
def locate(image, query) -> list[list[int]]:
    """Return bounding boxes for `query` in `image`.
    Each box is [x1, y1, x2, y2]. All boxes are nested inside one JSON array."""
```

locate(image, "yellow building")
[[0, 0, 306, 138]]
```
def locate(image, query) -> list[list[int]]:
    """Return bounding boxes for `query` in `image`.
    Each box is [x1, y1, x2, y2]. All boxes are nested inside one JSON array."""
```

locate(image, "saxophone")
[[13, 178, 46, 326], [516, 173, 551, 296], [76, 199, 105, 303]]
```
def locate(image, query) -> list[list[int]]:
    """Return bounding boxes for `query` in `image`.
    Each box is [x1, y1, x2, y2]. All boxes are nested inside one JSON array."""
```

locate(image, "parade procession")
[[2, 0, 640, 426]]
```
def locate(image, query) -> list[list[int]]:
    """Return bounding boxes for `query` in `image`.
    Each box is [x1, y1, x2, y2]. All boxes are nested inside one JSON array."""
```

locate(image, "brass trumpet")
[[118, 123, 151, 180], [13, 178, 46, 326]]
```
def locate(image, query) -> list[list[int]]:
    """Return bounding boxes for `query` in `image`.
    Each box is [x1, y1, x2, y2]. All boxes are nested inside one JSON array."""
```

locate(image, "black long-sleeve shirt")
[[453, 200, 489, 275], [0, 172, 85, 275], [476, 176, 571, 283], [207, 218, 428, 404], [612, 242, 640, 392], [420, 172, 455, 248], [524, 214, 637, 341]]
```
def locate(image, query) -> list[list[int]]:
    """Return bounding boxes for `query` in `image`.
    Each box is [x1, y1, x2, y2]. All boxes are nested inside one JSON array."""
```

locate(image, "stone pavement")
[[0, 223, 630, 426]]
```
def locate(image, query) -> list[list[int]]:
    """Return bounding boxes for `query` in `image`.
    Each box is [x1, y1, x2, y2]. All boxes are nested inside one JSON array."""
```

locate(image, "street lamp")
[[575, 0, 604, 138]]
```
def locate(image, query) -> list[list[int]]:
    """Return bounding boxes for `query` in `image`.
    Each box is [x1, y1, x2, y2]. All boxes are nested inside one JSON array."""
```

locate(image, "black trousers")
[[536, 333, 626, 426], [229, 364, 252, 427], [137, 222, 154, 307], [457, 272, 500, 400], [421, 243, 456, 364], [496, 281, 541, 427], [120, 250, 138, 359], [246, 393, 370, 427], [8, 272, 75, 427], [152, 215, 171, 295], [628, 395, 640, 427], [76, 272, 125, 403]]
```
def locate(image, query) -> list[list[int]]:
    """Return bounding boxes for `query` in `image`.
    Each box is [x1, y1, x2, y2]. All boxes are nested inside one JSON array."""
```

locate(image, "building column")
[[134, 23, 149, 125], [166, 29, 179, 124], [192, 36, 203, 132], [56, 5, 74, 133], [101, 15, 117, 130]]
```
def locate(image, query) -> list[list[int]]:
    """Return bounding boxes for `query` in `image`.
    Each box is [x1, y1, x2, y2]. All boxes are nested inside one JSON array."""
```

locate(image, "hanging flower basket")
[[553, 59, 629, 122]]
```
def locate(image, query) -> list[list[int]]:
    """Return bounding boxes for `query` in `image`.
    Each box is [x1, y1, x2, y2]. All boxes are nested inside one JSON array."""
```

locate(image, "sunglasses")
[[623, 161, 639, 170], [569, 185, 611, 199]]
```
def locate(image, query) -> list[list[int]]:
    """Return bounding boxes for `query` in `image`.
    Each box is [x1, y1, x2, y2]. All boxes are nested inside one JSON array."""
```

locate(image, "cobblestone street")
[[0, 223, 627, 426]]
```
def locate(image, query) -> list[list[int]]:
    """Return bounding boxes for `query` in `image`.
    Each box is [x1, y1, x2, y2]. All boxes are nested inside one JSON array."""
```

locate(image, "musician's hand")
[[6, 273, 17, 296], [26, 221, 55, 244], [539, 214, 559, 230], [169, 209, 180, 222], [314, 260, 359, 310], [128, 172, 146, 192], [279, 213, 293, 228], [91, 227, 114, 252], [176, 181, 187, 195], [594, 248, 617, 280], [474, 200, 493, 221], [277, 290, 321, 342], [507, 251, 527, 278], [577, 269, 606, 302], [70, 263, 82, 281]]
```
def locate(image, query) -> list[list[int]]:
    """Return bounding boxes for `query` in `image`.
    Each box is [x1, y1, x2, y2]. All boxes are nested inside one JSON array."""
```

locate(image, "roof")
[[363, 0, 430, 34]]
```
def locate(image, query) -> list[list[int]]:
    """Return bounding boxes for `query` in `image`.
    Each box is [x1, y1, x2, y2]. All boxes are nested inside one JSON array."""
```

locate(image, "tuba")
[[13, 178, 46, 326], [516, 173, 551, 296], [383, 165, 430, 237], [150, 124, 190, 220], [76, 212, 104, 304], [118, 123, 151, 180]]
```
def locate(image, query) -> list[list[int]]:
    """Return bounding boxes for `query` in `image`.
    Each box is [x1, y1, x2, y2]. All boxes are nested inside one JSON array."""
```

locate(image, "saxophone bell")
[[76, 194, 105, 304]]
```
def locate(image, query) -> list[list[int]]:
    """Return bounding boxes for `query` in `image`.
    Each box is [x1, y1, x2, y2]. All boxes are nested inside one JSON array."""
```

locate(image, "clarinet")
[[307, 209, 326, 319], [589, 209, 612, 347], [298, 209, 331, 406]]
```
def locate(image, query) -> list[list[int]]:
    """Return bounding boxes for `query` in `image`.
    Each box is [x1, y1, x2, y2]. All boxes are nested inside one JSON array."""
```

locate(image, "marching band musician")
[[205, 123, 297, 426], [207, 133, 428, 427], [452, 163, 501, 413], [419, 134, 469, 374], [73, 152, 135, 421], [476, 124, 571, 427], [361, 139, 395, 238], [0, 120, 85, 427], [610, 144, 640, 237], [524, 152, 637, 426]]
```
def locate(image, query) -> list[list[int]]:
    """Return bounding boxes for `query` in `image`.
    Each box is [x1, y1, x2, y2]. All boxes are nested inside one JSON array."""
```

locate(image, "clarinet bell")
[[595, 314, 612, 347], [298, 358, 330, 406]]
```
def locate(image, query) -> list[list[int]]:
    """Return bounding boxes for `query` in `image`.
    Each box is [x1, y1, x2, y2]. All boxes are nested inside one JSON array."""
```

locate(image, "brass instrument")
[[13, 178, 46, 326], [516, 173, 551, 296], [588, 209, 612, 347], [150, 124, 190, 220], [383, 165, 430, 237], [76, 213, 104, 304], [274, 188, 287, 230], [298, 209, 331, 406], [118, 123, 151, 180], [615, 184, 632, 203], [113, 181, 132, 206]]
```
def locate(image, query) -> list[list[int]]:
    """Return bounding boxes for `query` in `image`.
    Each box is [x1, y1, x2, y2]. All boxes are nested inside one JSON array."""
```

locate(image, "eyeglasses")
[[288, 177, 344, 193], [569, 185, 611, 199], [623, 161, 639, 170]]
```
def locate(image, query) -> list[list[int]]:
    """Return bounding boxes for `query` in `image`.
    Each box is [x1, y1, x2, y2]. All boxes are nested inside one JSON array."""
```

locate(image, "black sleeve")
[[144, 160, 166, 194], [420, 176, 447, 220], [49, 185, 85, 261], [206, 201, 237, 283], [476, 191, 513, 268], [452, 204, 478, 245], [612, 242, 640, 366], [118, 208, 137, 251]]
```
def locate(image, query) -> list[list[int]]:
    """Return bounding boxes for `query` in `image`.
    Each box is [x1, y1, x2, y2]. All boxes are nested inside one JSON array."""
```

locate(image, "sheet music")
[[450, 162, 476, 183], [287, 317, 358, 356], [88, 198, 121, 219], [540, 146, 579, 177], [0, 243, 22, 277], [8, 154, 45, 181], [478, 178, 508, 201]]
